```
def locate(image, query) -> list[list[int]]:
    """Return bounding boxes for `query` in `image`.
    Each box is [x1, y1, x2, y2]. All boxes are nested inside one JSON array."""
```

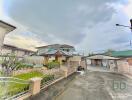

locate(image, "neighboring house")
[[0, 20, 16, 70], [107, 50, 132, 75], [23, 44, 85, 71], [36, 44, 75, 55], [0, 20, 16, 50], [1, 44, 35, 57], [89, 50, 132, 75], [87, 54, 119, 71], [109, 50, 132, 65], [36, 44, 77, 64]]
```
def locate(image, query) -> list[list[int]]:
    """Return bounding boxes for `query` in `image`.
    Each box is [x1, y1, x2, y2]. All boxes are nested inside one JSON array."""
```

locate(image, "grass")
[[0, 71, 44, 98], [9, 71, 43, 95], [0, 71, 55, 98], [14, 71, 43, 80]]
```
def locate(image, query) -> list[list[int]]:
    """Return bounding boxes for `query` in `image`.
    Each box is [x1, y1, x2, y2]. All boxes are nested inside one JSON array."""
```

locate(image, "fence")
[[0, 62, 78, 100], [0, 77, 30, 99]]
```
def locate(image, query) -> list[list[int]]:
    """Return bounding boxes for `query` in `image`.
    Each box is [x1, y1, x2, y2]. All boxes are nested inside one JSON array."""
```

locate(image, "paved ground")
[[56, 71, 132, 100]]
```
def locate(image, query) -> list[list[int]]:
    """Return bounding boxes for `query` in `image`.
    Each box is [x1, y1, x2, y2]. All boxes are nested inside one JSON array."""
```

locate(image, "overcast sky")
[[0, 0, 132, 54]]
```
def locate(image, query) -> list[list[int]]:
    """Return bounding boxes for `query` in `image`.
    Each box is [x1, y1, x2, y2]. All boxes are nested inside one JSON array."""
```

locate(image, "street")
[[56, 71, 132, 100]]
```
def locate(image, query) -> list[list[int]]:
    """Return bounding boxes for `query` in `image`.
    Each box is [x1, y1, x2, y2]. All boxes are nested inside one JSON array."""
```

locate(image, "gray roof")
[[0, 20, 16, 33], [36, 44, 74, 49], [39, 50, 73, 56], [87, 55, 119, 60]]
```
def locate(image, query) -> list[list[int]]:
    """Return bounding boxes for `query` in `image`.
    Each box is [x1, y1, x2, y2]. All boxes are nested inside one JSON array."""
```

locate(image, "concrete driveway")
[[56, 71, 132, 100]]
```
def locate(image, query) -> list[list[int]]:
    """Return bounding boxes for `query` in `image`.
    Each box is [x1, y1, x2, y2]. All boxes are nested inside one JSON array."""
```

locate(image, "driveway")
[[56, 71, 132, 100]]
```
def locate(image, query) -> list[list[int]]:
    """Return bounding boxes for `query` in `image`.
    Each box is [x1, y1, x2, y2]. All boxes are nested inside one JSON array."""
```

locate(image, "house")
[[88, 50, 132, 75], [0, 20, 16, 70], [36, 44, 77, 64], [1, 44, 35, 57], [106, 50, 132, 75], [87, 54, 119, 71], [36, 44, 86, 75], [0, 20, 16, 50]]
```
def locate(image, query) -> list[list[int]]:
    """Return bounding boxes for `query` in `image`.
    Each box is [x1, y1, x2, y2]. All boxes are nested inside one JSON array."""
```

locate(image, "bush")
[[46, 61, 60, 69], [41, 74, 54, 84], [16, 63, 33, 70]]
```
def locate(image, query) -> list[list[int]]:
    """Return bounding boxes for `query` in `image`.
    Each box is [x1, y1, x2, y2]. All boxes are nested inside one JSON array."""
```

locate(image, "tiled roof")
[[87, 55, 118, 60], [39, 50, 73, 56], [36, 44, 74, 49], [110, 50, 132, 57], [3, 44, 35, 52]]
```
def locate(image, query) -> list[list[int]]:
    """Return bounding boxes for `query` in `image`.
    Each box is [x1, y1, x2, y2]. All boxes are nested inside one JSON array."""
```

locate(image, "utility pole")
[[130, 19, 132, 31], [116, 19, 132, 30], [116, 19, 132, 46]]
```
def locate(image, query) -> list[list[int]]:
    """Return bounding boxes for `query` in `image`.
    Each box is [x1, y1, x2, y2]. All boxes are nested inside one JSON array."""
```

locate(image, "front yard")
[[0, 71, 54, 98]]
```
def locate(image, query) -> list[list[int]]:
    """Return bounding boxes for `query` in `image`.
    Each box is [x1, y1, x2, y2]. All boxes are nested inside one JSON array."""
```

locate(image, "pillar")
[[30, 77, 42, 95], [64, 70, 68, 78]]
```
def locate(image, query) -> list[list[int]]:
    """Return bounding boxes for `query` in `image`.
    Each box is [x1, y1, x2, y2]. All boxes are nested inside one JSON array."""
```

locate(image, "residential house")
[[0, 20, 16, 50], [1, 44, 35, 57], [36, 44, 85, 75], [88, 50, 132, 75], [36, 44, 76, 64], [107, 50, 132, 75], [0, 20, 16, 70], [87, 54, 119, 71]]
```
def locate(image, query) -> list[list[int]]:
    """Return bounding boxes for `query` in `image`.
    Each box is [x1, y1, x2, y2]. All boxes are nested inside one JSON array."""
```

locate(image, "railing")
[[0, 77, 30, 100], [40, 78, 56, 89], [40, 75, 64, 90], [2, 90, 29, 100]]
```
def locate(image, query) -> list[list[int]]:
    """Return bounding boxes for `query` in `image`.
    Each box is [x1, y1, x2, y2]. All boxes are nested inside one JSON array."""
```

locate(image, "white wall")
[[0, 27, 6, 50]]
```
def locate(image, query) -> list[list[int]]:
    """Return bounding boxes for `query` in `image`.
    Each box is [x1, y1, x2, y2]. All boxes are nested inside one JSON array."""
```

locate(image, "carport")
[[87, 55, 119, 71]]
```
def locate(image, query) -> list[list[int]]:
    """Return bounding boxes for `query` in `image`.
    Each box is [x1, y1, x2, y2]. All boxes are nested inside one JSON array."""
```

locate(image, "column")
[[30, 77, 42, 95]]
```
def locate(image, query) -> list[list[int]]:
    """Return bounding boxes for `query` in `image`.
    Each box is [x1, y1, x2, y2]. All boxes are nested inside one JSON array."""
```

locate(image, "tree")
[[1, 53, 23, 76], [105, 49, 114, 56]]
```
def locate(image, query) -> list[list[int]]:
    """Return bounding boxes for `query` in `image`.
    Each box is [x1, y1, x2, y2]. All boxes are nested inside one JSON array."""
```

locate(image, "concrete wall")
[[69, 56, 81, 62], [24, 56, 44, 65], [127, 58, 132, 65], [117, 60, 130, 74]]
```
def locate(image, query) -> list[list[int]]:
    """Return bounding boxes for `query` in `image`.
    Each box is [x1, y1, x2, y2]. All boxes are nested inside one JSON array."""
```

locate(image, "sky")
[[0, 0, 132, 54]]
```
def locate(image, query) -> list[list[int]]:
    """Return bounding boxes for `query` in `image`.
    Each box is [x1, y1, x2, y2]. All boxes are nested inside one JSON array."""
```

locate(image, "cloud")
[[4, 31, 47, 51], [2, 0, 132, 53], [123, 0, 132, 19]]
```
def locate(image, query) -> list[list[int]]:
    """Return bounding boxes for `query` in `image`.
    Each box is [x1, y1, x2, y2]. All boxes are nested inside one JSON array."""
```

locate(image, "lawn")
[[14, 71, 43, 80], [0, 71, 54, 98], [8, 71, 44, 96]]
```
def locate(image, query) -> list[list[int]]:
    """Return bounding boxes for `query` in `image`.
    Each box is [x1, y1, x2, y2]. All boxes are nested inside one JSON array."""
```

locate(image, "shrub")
[[46, 61, 60, 69], [41, 74, 54, 84]]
